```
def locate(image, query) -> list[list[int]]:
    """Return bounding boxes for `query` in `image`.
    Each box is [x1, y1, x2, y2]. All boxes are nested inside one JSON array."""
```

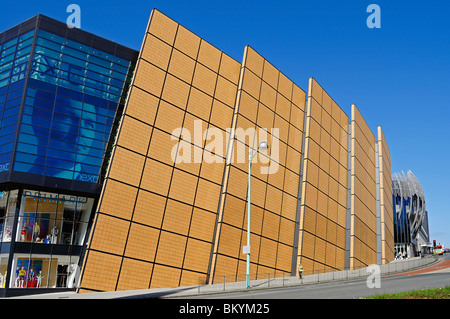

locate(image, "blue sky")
[[1, 0, 449, 248]]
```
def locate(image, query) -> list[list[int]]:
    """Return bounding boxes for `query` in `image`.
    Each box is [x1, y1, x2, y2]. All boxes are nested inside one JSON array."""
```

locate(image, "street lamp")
[[244, 140, 268, 289]]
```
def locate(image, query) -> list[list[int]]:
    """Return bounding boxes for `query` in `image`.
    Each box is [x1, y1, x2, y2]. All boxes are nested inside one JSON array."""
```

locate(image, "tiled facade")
[[347, 104, 377, 269], [209, 47, 306, 282], [78, 9, 394, 292], [79, 9, 242, 291], [297, 78, 348, 273], [376, 126, 394, 265]]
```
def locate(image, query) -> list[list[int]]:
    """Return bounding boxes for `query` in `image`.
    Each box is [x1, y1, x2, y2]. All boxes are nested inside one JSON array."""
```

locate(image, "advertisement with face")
[[20, 84, 104, 183], [14, 48, 112, 183]]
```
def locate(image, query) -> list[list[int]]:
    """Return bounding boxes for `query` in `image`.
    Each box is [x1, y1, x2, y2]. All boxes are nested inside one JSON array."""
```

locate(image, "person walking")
[[298, 263, 303, 279]]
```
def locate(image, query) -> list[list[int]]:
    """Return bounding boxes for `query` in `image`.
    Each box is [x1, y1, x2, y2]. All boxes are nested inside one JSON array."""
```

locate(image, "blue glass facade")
[[0, 30, 34, 175], [11, 29, 132, 183], [393, 195, 411, 245], [0, 14, 138, 296]]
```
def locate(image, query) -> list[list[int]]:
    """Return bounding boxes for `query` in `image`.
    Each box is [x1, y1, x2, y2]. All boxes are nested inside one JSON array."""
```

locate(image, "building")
[[0, 9, 394, 296], [375, 126, 394, 265], [392, 170, 428, 257], [77, 9, 394, 293], [0, 14, 138, 296]]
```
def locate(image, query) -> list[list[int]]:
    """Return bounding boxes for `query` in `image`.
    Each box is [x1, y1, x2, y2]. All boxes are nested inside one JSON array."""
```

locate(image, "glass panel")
[[0, 123, 17, 136], [3, 38, 17, 49], [112, 63, 128, 74], [11, 255, 63, 288], [114, 56, 129, 67], [5, 96, 21, 108], [91, 48, 113, 61], [37, 30, 64, 44], [17, 190, 92, 245], [27, 87, 55, 102], [33, 46, 62, 63], [111, 70, 126, 81], [60, 209, 74, 245], [63, 46, 88, 61], [72, 198, 92, 244], [2, 115, 18, 127], [89, 55, 112, 69], [3, 105, 20, 119], [18, 30, 35, 42], [13, 55, 29, 68], [2, 190, 18, 242], [13, 256, 30, 288], [55, 255, 80, 288], [14, 161, 45, 175], [17, 37, 33, 50], [20, 114, 51, 127], [0, 254, 8, 288], [0, 53, 15, 66], [22, 105, 52, 120], [0, 61, 13, 73], [6, 87, 23, 101], [62, 54, 87, 68], [24, 96, 53, 110], [0, 78, 9, 88], [36, 37, 63, 52], [65, 39, 90, 53], [15, 45, 32, 58], [28, 78, 56, 93], [0, 152, 13, 172], [1, 46, 16, 58], [0, 69, 11, 81], [0, 132, 15, 145], [0, 191, 8, 242]]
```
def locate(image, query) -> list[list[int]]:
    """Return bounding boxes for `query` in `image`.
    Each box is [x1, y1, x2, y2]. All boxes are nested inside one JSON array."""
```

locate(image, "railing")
[[197, 272, 291, 293], [197, 255, 439, 293]]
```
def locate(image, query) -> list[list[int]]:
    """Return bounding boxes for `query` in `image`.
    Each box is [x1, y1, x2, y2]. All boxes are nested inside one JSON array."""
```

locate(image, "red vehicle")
[[434, 245, 444, 255]]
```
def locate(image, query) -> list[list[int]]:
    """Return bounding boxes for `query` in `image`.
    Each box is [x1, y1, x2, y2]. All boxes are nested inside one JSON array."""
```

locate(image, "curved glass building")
[[392, 170, 429, 257]]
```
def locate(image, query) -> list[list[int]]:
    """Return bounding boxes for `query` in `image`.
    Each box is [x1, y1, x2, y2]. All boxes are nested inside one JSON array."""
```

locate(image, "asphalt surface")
[[188, 255, 450, 299], [7, 254, 450, 299]]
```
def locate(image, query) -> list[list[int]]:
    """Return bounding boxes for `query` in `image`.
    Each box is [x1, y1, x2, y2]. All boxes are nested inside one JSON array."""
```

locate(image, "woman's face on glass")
[[51, 103, 96, 162]]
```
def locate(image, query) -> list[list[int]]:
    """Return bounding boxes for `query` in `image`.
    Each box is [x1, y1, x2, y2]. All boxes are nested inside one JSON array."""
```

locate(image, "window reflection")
[[16, 87, 102, 182], [15, 190, 93, 245], [0, 190, 18, 242], [0, 191, 7, 241], [11, 29, 131, 184], [0, 189, 91, 289], [0, 255, 8, 288], [11, 255, 80, 288]]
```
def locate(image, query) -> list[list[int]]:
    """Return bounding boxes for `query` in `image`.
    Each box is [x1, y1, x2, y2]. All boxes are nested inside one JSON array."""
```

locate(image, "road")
[[183, 254, 450, 299], [10, 255, 449, 301]]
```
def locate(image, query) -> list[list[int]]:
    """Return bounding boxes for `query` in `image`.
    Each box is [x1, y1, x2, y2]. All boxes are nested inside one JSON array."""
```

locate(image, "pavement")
[[7, 255, 447, 299], [386, 259, 450, 276]]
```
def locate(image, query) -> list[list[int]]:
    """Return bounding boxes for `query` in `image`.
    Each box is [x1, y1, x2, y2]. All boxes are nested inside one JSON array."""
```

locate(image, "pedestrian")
[[298, 263, 303, 279]]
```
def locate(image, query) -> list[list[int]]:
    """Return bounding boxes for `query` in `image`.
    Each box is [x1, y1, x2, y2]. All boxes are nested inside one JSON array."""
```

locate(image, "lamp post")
[[245, 140, 268, 289]]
